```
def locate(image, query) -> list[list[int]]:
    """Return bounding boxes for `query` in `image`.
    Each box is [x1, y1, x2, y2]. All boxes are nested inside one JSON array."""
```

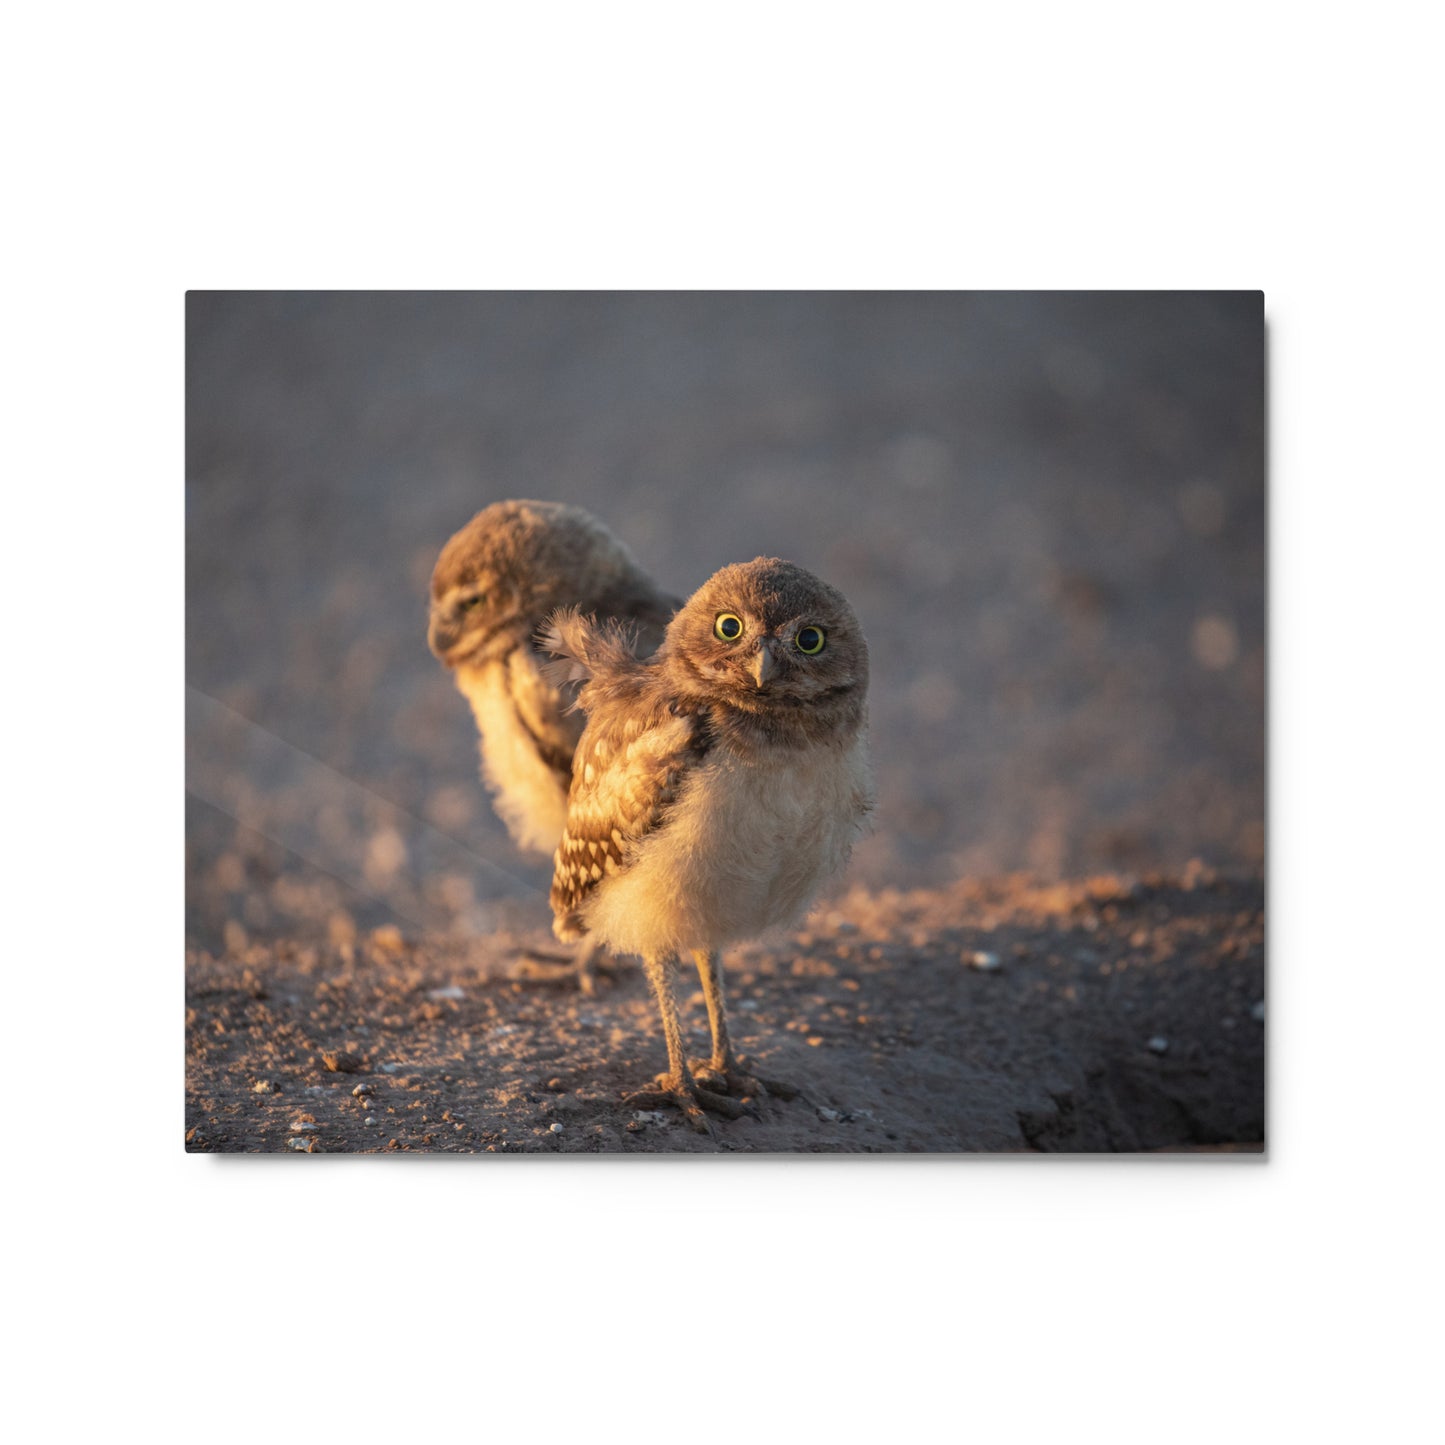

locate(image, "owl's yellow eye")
[[795, 625, 826, 655], [715, 613, 744, 642]]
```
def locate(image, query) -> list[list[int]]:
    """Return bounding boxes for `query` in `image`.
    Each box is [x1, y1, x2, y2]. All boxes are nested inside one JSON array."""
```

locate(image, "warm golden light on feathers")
[[542, 556, 874, 1129], [427, 499, 677, 860]]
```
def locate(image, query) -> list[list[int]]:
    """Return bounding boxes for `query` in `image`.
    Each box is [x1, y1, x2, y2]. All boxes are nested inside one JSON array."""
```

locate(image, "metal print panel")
[[185, 291, 1265, 1154]]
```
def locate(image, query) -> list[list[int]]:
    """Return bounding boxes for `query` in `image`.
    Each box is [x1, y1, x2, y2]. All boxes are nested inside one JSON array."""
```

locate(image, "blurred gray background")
[[185, 292, 1264, 947]]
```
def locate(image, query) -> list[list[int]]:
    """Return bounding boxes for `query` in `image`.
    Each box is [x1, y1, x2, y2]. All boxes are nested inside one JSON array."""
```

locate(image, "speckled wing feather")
[[504, 645, 584, 786], [544, 615, 711, 940]]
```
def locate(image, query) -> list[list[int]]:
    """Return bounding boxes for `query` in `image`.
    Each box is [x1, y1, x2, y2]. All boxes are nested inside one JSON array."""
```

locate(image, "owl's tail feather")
[[537, 606, 643, 694]]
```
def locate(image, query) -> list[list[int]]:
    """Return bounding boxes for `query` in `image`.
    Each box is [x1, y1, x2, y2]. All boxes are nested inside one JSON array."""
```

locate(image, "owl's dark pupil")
[[800, 629, 820, 649], [720, 617, 740, 638]]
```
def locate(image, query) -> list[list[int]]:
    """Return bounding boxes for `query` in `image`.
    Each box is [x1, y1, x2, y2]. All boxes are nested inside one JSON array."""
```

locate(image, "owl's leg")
[[623, 954, 752, 1131], [691, 947, 737, 1080], [688, 948, 799, 1102], [573, 936, 600, 994]]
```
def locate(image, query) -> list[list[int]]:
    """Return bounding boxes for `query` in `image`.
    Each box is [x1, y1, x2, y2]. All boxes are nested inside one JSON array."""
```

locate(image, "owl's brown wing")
[[549, 688, 711, 940]]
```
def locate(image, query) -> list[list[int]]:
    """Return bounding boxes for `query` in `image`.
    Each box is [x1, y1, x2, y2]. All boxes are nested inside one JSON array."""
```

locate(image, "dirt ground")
[[185, 866, 1263, 1154]]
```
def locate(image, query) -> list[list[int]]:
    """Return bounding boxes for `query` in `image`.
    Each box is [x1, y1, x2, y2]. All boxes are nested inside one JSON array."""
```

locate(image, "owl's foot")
[[689, 1056, 801, 1103], [512, 946, 622, 994], [624, 1072, 756, 1133]]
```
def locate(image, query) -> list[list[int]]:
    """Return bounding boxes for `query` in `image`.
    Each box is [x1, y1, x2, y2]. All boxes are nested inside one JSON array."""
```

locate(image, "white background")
[[6, 4, 1440, 1441]]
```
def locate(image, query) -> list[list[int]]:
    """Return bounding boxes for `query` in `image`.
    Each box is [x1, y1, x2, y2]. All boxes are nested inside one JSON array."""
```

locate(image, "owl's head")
[[428, 500, 647, 669], [662, 557, 869, 734]]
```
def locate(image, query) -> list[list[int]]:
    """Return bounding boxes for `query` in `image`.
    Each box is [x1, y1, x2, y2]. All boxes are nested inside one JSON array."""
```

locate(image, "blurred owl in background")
[[428, 499, 678, 984]]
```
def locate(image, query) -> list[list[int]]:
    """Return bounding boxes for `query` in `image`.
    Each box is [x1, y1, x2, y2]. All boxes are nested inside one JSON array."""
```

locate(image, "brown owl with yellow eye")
[[542, 556, 874, 1130]]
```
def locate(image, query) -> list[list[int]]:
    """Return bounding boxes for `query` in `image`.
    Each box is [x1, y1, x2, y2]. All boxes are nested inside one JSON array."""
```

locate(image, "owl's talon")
[[695, 1086, 756, 1120], [623, 1086, 710, 1133], [688, 1055, 800, 1103], [623, 1074, 752, 1130], [689, 1060, 728, 1091], [733, 1052, 802, 1101]]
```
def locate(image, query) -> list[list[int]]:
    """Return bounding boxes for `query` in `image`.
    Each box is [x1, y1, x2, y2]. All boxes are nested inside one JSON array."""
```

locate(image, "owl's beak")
[[428, 611, 458, 661], [746, 639, 780, 689]]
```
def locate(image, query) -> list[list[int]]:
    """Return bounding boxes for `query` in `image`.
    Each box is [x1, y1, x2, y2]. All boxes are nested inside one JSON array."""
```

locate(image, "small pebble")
[[428, 985, 465, 1001], [321, 1050, 362, 1074], [1251, 1000, 1266, 1023], [252, 1079, 275, 1094], [290, 1120, 319, 1133], [549, 1122, 564, 1135], [817, 1107, 841, 1123], [286, 1137, 316, 1153], [1147, 1036, 1170, 1055], [631, 1111, 667, 1125], [351, 1083, 374, 1098], [806, 1035, 824, 1047], [364, 1116, 377, 1126], [967, 950, 1002, 971]]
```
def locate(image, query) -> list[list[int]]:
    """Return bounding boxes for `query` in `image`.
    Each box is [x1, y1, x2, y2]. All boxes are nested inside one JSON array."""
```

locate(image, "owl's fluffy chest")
[[455, 654, 579, 857], [580, 729, 872, 958]]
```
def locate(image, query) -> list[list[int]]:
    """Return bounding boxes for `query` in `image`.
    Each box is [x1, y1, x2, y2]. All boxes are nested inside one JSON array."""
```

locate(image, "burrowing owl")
[[428, 500, 677, 981], [543, 557, 874, 1130]]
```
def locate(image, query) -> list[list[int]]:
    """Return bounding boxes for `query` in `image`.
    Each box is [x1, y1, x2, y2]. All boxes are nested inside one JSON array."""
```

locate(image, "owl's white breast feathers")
[[570, 728, 873, 959], [455, 654, 580, 857]]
